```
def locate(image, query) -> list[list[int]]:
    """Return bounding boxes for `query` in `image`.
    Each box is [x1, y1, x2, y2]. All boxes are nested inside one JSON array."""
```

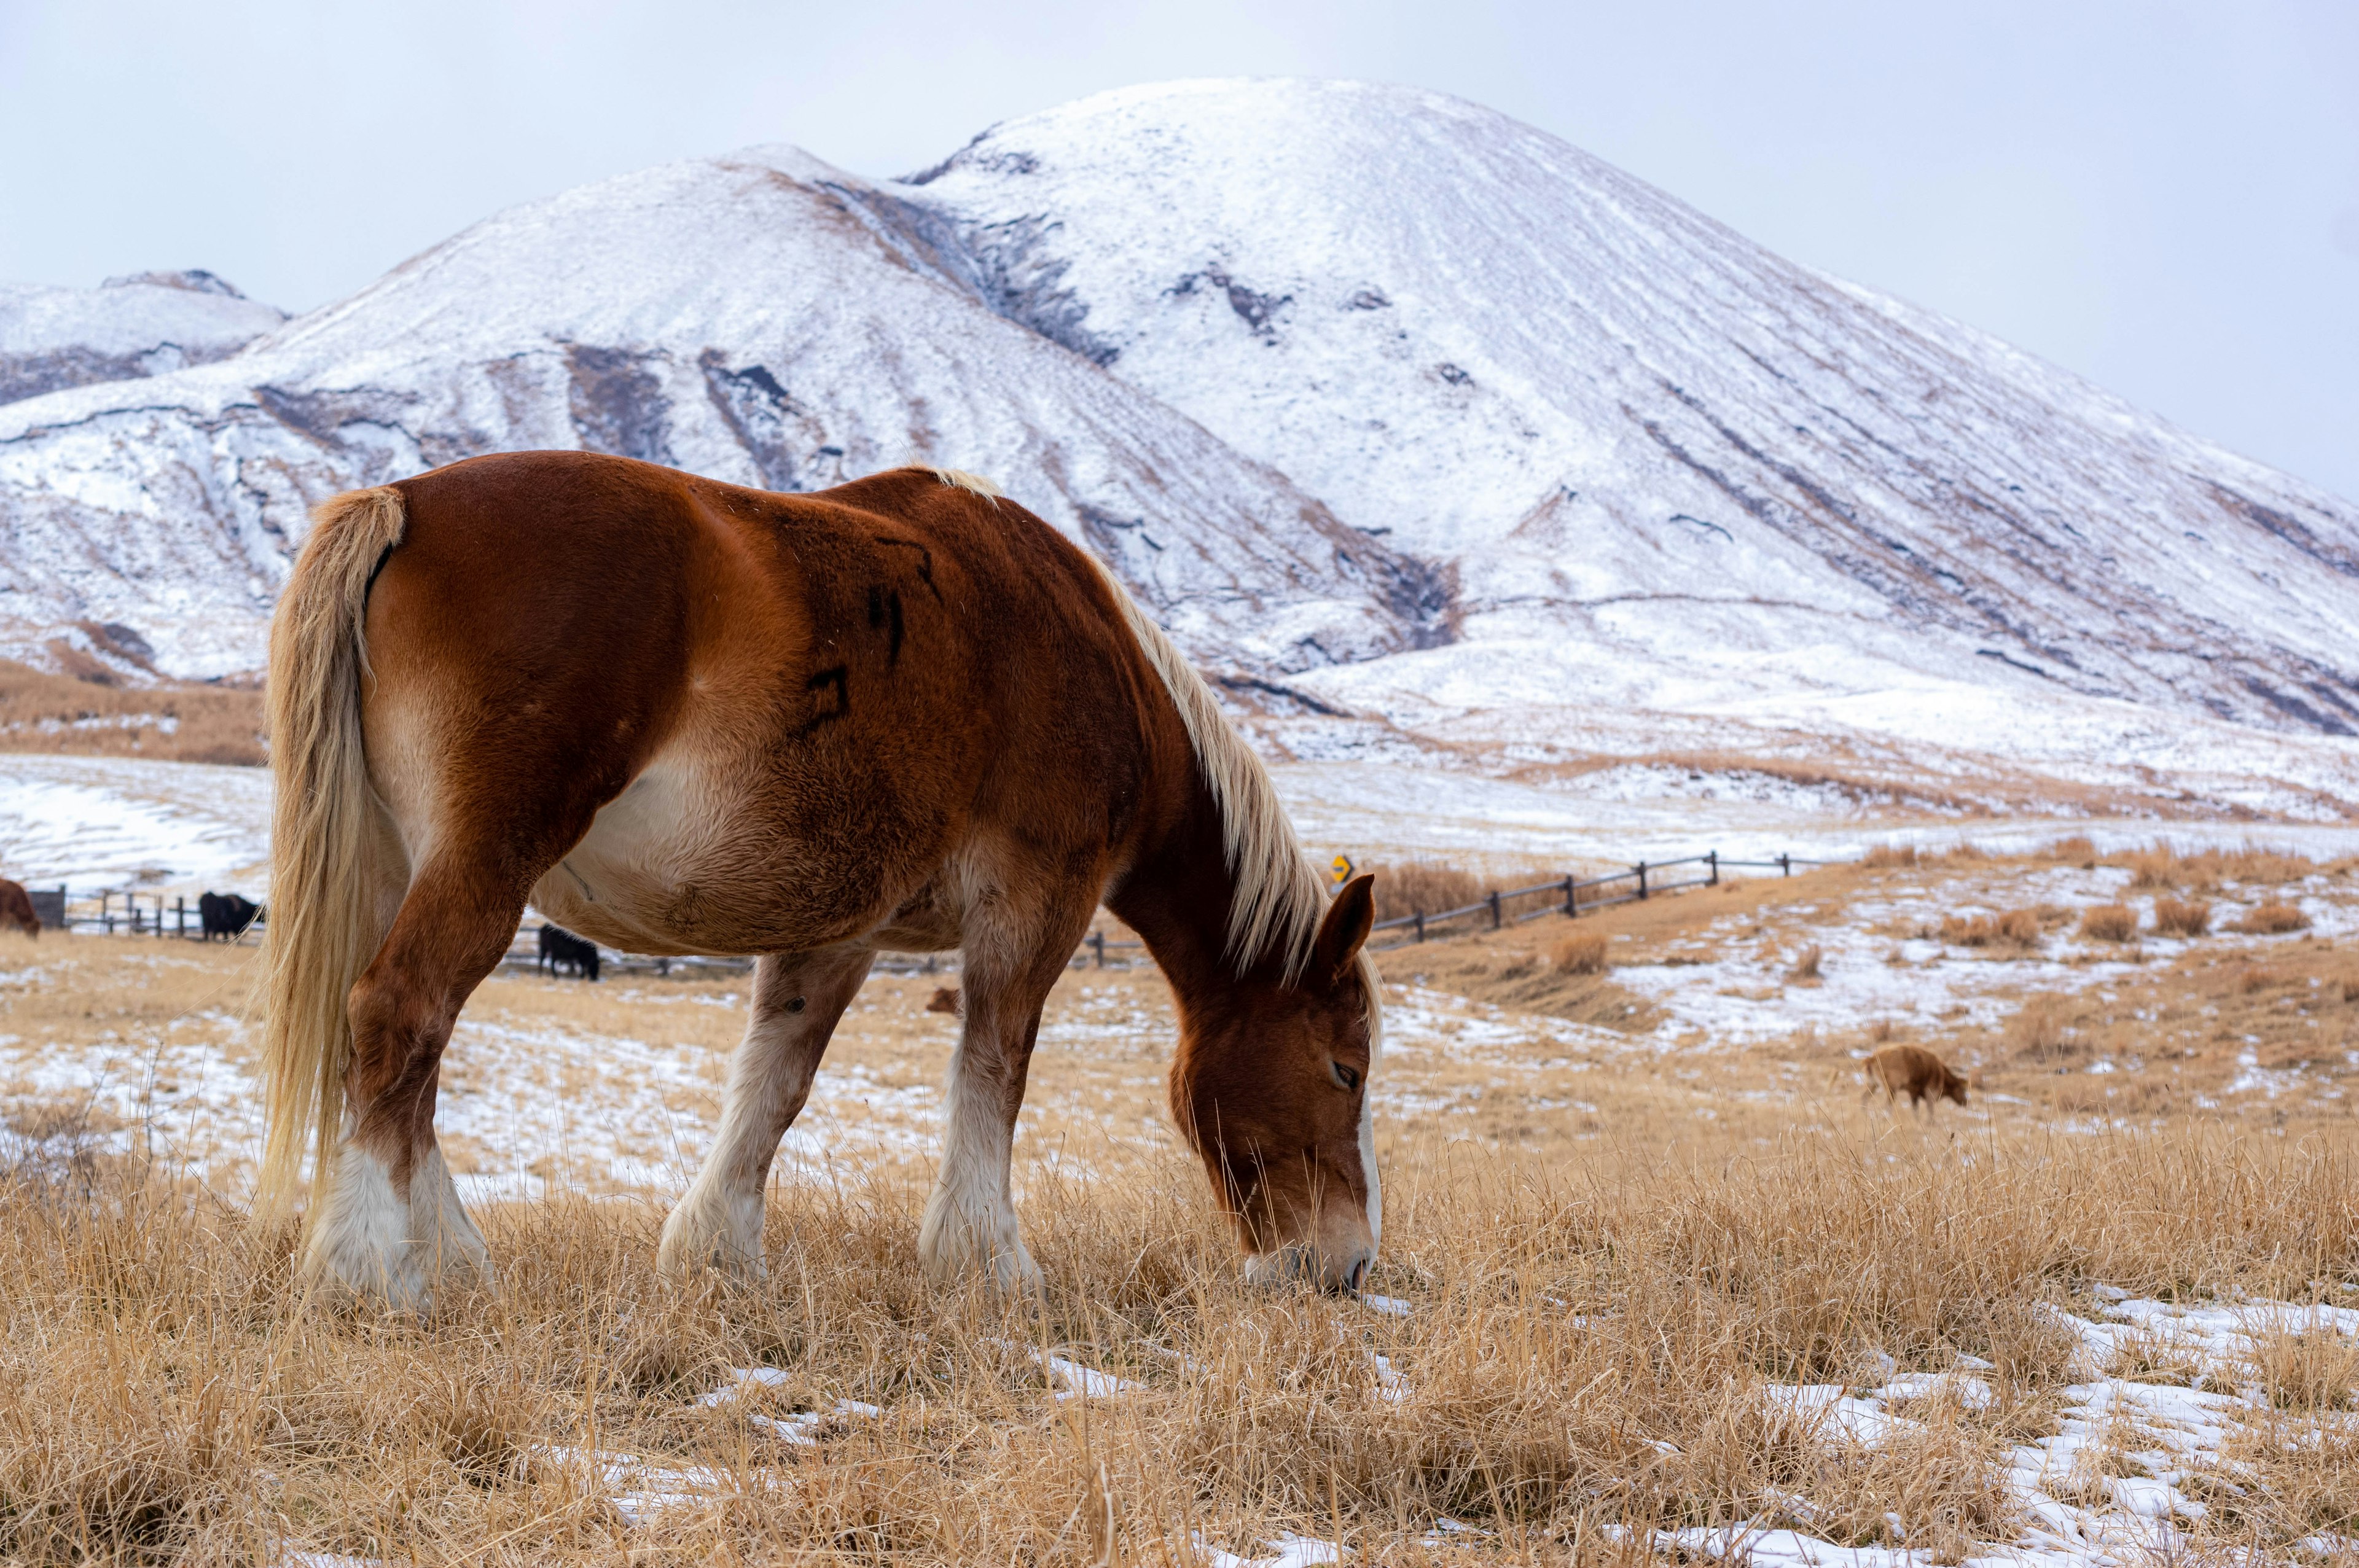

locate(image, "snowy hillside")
[[0, 149, 1425, 681], [0, 270, 283, 407], [2, 80, 2356, 811], [891, 81, 2359, 746]]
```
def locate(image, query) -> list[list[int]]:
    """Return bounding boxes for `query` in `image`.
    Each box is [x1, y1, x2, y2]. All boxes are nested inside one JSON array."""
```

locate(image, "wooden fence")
[[26, 847, 1834, 969], [1369, 850, 1830, 948]]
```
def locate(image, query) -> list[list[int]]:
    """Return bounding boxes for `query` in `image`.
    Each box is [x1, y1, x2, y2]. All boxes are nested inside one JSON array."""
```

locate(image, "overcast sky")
[[3, 0, 2353, 499]]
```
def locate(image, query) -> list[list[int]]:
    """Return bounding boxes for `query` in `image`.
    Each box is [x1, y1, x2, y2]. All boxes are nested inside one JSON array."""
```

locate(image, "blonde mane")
[[923, 465, 1004, 502]]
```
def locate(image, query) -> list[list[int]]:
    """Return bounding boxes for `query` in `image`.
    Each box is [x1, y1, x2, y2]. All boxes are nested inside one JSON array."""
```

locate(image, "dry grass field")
[[0, 660, 265, 767], [4, 840, 2358, 1565]]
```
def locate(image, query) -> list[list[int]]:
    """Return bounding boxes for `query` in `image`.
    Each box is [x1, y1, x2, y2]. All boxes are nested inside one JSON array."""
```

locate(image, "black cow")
[[198, 891, 260, 942], [538, 923, 601, 981]]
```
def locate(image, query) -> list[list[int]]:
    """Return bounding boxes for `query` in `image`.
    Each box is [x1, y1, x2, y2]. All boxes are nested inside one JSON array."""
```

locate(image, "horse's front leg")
[[659, 946, 873, 1277], [918, 892, 1093, 1293]]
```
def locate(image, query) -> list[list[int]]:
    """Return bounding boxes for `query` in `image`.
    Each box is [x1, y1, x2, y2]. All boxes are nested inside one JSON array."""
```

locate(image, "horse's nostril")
[[1349, 1257, 1369, 1292]]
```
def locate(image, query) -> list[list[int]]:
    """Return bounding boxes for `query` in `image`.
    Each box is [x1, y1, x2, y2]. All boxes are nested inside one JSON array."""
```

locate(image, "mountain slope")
[[891, 80, 2359, 741], [1, 80, 2355, 813], [1, 270, 283, 407], [0, 149, 1425, 680]]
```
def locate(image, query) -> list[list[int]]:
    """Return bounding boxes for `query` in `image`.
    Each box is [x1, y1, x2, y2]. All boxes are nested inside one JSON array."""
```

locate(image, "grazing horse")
[[257, 451, 1382, 1309], [199, 891, 260, 942], [536, 922, 602, 980], [0, 878, 39, 938]]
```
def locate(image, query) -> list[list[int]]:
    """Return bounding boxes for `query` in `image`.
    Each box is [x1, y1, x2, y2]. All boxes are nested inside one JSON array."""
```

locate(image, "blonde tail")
[[254, 486, 407, 1228]]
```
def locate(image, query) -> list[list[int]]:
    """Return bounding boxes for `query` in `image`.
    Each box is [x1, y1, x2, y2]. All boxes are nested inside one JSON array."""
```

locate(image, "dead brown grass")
[[2245, 1327, 2359, 1413], [1939, 909, 2042, 950], [2124, 843, 2315, 893], [0, 658, 264, 766], [1787, 943, 1823, 983], [2077, 905, 2138, 943], [1364, 860, 1487, 926], [2006, 994, 2076, 1063], [1550, 929, 1608, 975], [2153, 897, 2212, 938], [2232, 901, 2310, 935], [1860, 843, 1918, 868], [6, 1111, 2359, 1564], [11, 899, 2359, 1562], [2043, 836, 2099, 870]]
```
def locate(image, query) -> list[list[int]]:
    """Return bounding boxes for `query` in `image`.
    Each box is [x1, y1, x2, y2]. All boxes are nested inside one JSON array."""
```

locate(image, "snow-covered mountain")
[[0, 147, 1423, 681], [888, 82, 2359, 746], [1, 270, 283, 407], [3, 79, 2355, 812]]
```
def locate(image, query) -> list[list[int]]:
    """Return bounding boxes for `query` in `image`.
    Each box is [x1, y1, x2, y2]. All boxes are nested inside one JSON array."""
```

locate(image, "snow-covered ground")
[[0, 752, 270, 894], [15, 750, 2359, 905]]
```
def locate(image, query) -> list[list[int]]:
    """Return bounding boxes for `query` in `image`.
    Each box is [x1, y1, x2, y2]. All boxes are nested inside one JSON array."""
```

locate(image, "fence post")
[[1707, 850, 1718, 886], [176, 896, 185, 937], [1489, 890, 1501, 930], [1780, 853, 1791, 878], [57, 886, 66, 934], [1414, 911, 1425, 943], [1092, 932, 1106, 968], [1637, 862, 1648, 900], [101, 891, 111, 934], [1563, 875, 1576, 918]]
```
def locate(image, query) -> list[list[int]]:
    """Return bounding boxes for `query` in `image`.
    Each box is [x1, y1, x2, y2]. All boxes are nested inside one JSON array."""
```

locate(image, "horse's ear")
[[1313, 874, 1375, 983]]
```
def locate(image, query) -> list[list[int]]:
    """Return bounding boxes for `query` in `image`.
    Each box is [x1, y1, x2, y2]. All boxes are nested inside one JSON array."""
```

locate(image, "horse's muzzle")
[[1243, 1244, 1373, 1295]]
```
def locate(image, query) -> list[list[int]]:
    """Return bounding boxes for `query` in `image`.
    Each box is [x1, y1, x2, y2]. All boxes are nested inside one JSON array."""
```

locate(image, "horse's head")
[[1170, 874, 1381, 1293]]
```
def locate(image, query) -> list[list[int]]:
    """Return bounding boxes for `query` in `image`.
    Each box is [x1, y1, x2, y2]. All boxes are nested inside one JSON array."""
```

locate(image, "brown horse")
[[258, 452, 1382, 1308], [0, 878, 39, 938]]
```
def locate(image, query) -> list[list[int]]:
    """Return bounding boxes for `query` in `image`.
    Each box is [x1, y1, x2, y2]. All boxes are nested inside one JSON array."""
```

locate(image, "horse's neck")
[[1106, 783, 1261, 1016]]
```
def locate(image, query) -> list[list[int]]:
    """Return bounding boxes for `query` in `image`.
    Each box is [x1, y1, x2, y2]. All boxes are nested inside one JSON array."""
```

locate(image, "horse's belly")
[[526, 755, 873, 957]]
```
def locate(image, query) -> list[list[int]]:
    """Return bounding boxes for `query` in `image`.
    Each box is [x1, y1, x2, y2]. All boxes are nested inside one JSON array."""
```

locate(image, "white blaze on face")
[[1357, 975, 1383, 1249]]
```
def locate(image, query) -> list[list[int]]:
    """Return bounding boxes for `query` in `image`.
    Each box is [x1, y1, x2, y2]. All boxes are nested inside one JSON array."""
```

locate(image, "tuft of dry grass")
[[2006, 994, 2076, 1063], [2232, 902, 2310, 935], [1550, 929, 1609, 976], [0, 658, 264, 766], [1364, 860, 1486, 925], [1861, 843, 1918, 868], [1939, 910, 2041, 950], [2125, 843, 2314, 892], [2153, 897, 2212, 938], [2245, 1328, 2359, 1412], [1787, 943, 1823, 983], [2077, 905, 2138, 943], [2044, 836, 2099, 870]]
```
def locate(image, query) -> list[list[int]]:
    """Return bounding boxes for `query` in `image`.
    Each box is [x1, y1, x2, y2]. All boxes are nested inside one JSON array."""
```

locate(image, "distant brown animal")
[[0, 878, 39, 938], [1861, 1044, 1972, 1117], [925, 986, 961, 1015]]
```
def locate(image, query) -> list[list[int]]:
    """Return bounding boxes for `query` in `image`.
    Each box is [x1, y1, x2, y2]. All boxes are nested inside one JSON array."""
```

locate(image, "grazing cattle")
[[1862, 1044, 1973, 1117], [0, 878, 39, 938], [199, 891, 261, 942], [925, 986, 961, 1015], [537, 924, 601, 981], [257, 454, 1380, 1311]]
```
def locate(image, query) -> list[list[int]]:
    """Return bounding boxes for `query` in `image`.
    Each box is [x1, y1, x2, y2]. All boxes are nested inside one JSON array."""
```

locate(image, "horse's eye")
[[1330, 1060, 1361, 1092]]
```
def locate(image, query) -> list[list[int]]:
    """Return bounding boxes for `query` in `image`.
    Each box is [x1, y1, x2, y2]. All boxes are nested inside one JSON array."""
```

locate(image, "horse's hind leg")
[[305, 854, 525, 1309], [659, 946, 874, 1277]]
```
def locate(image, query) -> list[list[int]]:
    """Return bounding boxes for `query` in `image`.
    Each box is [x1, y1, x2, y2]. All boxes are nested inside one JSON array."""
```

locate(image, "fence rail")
[[1369, 849, 1833, 946], [24, 846, 1836, 967]]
